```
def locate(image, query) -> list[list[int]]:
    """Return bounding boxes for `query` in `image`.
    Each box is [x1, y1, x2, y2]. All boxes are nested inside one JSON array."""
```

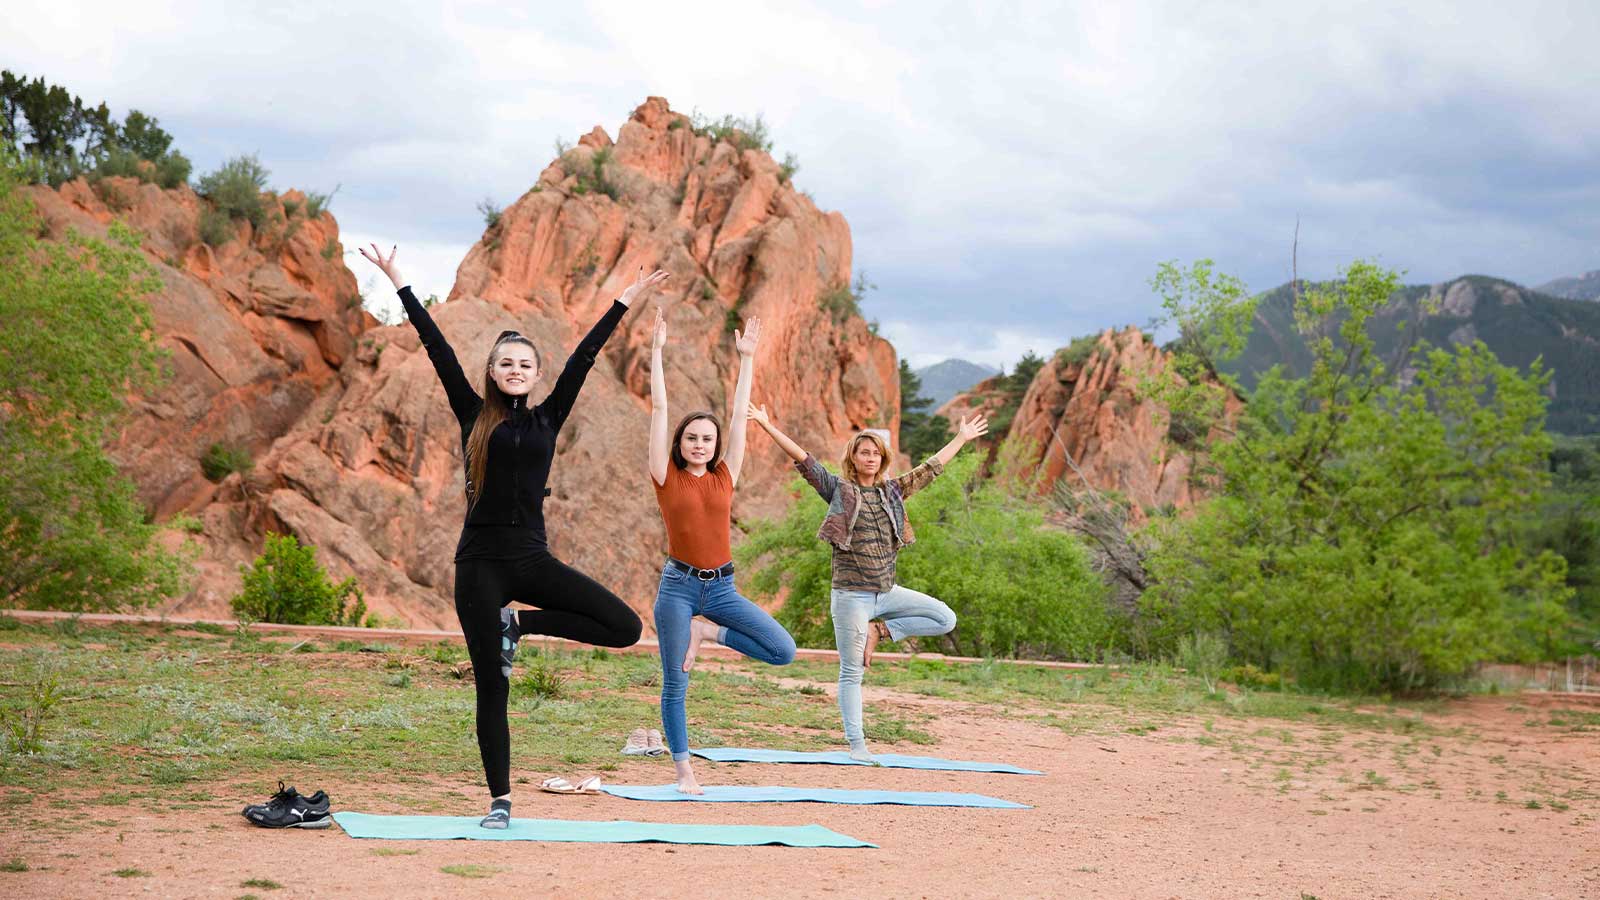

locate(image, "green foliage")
[[514, 655, 569, 701], [2, 71, 188, 189], [899, 359, 953, 461], [303, 186, 334, 219], [778, 152, 799, 183], [197, 154, 270, 227], [1057, 333, 1101, 368], [231, 532, 368, 627], [1140, 260, 1571, 692], [690, 111, 772, 152], [738, 455, 1121, 659], [197, 206, 233, 247], [0, 155, 191, 612], [476, 196, 501, 229], [818, 270, 873, 324], [1522, 434, 1600, 646], [1176, 632, 1227, 692], [987, 350, 1045, 437], [199, 442, 253, 482], [1, 670, 60, 754]]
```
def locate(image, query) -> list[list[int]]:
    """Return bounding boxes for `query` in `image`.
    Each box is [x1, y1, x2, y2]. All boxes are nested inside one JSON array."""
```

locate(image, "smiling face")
[[489, 341, 539, 396], [843, 432, 889, 485], [678, 417, 719, 470]]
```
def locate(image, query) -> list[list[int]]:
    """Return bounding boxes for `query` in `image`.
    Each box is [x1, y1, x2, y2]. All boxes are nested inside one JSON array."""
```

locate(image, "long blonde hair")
[[840, 431, 890, 486], [464, 331, 540, 508]]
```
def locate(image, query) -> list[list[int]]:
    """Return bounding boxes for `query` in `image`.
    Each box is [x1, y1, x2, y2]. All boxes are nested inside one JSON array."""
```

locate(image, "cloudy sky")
[[9, 1, 1598, 368]]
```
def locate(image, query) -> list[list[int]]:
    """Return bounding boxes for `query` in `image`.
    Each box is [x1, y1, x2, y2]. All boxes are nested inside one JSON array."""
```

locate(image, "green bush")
[[738, 454, 1122, 659], [476, 197, 502, 229], [92, 148, 150, 182], [197, 154, 269, 227], [1176, 632, 1228, 691], [1056, 334, 1100, 368], [1139, 260, 1570, 692], [778, 152, 799, 184], [199, 442, 252, 482], [818, 271, 873, 325], [231, 532, 368, 626], [303, 187, 333, 218], [197, 206, 233, 247], [690, 111, 772, 153], [0, 152, 190, 612]]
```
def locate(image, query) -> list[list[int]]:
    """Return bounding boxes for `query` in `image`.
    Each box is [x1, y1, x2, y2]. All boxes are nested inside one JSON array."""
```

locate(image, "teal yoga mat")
[[330, 812, 873, 848], [602, 784, 1028, 809], [691, 747, 1043, 775]]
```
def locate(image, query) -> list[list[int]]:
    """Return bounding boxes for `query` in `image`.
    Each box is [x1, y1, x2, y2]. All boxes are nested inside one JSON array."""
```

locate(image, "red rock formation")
[[943, 328, 1241, 522], [41, 98, 897, 629]]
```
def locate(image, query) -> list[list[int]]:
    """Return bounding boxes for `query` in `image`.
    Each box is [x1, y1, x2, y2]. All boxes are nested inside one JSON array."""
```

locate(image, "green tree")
[[231, 532, 368, 627], [0, 150, 191, 611], [738, 454, 1120, 659], [898, 359, 952, 461], [1138, 260, 1570, 691], [987, 350, 1045, 437], [197, 154, 270, 227]]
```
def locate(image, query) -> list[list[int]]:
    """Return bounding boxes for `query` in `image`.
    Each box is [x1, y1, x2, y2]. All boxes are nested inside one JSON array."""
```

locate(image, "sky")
[[8, 0, 1598, 369]]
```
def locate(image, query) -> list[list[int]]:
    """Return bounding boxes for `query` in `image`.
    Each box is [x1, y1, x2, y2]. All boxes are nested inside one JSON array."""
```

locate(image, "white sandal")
[[540, 775, 603, 795]]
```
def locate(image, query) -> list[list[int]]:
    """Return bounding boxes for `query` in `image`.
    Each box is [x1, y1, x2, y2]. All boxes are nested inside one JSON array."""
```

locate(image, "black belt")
[[667, 557, 735, 581]]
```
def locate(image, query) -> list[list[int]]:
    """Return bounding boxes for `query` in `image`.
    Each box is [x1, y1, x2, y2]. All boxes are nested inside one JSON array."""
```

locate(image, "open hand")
[[746, 402, 770, 427], [357, 243, 404, 289], [734, 317, 761, 357], [957, 414, 990, 442], [619, 267, 670, 308], [652, 306, 667, 351]]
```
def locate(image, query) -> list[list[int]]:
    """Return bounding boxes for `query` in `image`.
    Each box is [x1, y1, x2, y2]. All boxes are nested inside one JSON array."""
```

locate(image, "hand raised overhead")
[[652, 306, 667, 351], [619, 266, 670, 308], [957, 414, 990, 442], [734, 317, 761, 357], [357, 243, 404, 289], [746, 402, 771, 427]]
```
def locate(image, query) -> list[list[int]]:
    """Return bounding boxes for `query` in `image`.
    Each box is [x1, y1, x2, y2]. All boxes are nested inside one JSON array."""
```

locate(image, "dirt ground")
[[3, 684, 1597, 899]]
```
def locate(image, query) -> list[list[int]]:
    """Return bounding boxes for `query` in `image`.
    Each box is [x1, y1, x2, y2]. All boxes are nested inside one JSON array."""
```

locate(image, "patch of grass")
[[113, 867, 151, 878], [200, 443, 253, 482], [441, 864, 500, 879], [241, 877, 282, 889], [370, 848, 419, 857], [1, 858, 28, 872]]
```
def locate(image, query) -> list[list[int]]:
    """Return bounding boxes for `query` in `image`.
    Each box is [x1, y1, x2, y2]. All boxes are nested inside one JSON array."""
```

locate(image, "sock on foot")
[[480, 797, 511, 829], [848, 744, 875, 763]]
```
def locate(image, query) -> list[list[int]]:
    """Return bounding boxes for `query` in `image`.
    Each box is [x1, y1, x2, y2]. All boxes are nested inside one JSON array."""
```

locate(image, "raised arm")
[[543, 267, 669, 431], [893, 414, 990, 500], [724, 318, 761, 487], [932, 414, 989, 468], [747, 403, 805, 462], [749, 403, 838, 501], [359, 243, 479, 425], [648, 307, 670, 487]]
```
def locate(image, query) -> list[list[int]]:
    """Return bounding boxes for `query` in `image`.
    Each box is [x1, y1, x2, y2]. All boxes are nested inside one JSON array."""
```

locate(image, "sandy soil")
[[2, 686, 1596, 899]]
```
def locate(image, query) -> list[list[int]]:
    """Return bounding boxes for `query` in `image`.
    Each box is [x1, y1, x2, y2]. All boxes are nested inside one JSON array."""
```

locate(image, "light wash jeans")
[[830, 584, 957, 749], [655, 562, 796, 760]]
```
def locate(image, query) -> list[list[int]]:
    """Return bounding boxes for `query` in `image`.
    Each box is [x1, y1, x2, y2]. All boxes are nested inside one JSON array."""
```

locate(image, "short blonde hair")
[[840, 431, 890, 486]]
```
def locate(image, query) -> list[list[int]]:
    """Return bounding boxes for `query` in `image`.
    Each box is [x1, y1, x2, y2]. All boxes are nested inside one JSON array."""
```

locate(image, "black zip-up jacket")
[[398, 286, 627, 555]]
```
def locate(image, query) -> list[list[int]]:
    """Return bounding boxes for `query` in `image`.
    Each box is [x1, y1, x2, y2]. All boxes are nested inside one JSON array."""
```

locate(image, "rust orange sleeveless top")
[[653, 460, 734, 569]]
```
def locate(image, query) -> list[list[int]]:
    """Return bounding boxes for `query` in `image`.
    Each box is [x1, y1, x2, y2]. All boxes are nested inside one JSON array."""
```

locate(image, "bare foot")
[[863, 620, 891, 668], [673, 759, 705, 795], [681, 619, 719, 672]]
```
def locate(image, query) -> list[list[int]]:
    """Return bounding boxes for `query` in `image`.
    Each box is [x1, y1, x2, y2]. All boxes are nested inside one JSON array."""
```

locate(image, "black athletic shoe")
[[500, 607, 520, 679], [243, 781, 331, 829]]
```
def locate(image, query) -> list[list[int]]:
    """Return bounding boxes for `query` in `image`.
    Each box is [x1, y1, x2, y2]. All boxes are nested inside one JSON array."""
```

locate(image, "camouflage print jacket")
[[794, 454, 944, 552]]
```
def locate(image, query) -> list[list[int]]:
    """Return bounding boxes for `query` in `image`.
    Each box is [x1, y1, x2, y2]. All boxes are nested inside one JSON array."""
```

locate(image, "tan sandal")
[[540, 775, 603, 795]]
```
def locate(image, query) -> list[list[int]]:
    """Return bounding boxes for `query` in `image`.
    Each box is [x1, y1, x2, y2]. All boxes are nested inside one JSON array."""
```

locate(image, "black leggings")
[[455, 547, 642, 797]]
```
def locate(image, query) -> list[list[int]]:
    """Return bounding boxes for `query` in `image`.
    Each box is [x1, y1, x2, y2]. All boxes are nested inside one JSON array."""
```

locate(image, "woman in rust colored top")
[[649, 307, 796, 794]]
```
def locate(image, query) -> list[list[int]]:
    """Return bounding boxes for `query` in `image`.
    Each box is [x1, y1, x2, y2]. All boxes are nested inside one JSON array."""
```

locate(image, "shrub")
[[818, 271, 873, 324], [690, 111, 773, 153], [739, 454, 1122, 659], [197, 154, 270, 227], [778, 152, 799, 184], [477, 197, 502, 229], [0, 157, 190, 612], [1176, 632, 1228, 692], [197, 206, 233, 247], [1056, 334, 1100, 368], [93, 149, 150, 182], [199, 442, 252, 482], [153, 151, 190, 189], [303, 186, 334, 218], [231, 532, 368, 626], [1139, 260, 1569, 692]]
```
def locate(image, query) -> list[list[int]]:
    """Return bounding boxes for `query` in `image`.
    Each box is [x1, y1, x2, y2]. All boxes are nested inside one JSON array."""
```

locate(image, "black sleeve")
[[398, 286, 480, 426], [538, 300, 628, 431]]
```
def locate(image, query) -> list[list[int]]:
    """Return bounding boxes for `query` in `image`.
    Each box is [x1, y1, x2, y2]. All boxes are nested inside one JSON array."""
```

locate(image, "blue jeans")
[[831, 584, 957, 748], [655, 562, 796, 760]]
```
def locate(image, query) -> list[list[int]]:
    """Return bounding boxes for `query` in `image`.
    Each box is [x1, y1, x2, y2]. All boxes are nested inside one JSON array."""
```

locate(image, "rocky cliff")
[[942, 328, 1240, 521], [35, 97, 898, 629]]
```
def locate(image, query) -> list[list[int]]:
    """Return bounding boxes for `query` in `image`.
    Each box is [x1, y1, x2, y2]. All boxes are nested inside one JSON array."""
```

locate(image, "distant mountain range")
[[1222, 275, 1600, 434], [914, 358, 999, 409], [1537, 270, 1600, 302]]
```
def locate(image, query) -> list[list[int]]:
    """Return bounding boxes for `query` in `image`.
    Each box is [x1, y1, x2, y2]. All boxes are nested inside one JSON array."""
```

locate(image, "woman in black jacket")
[[360, 244, 664, 828]]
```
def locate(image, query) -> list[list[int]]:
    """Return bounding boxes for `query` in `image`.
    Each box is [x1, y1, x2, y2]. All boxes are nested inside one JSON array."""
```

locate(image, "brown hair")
[[670, 411, 723, 470], [840, 431, 890, 486], [464, 331, 541, 508]]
